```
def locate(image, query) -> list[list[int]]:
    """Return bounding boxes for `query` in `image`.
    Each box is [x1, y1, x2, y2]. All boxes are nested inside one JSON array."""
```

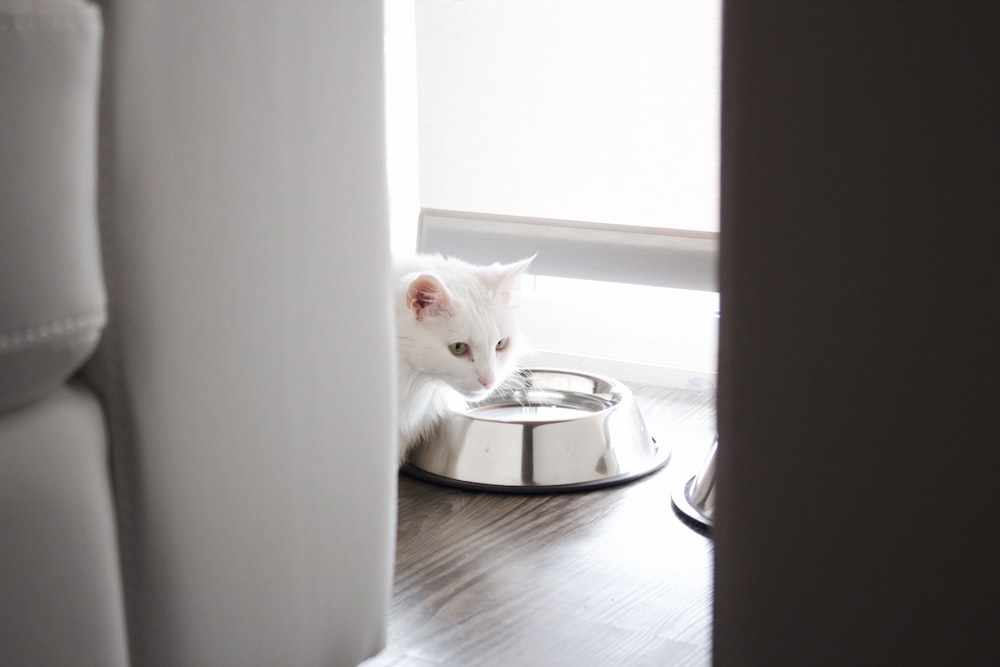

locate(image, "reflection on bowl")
[[403, 368, 669, 492]]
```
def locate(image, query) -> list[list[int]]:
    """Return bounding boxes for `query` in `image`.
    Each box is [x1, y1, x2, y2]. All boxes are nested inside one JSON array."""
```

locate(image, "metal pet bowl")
[[671, 435, 717, 530], [402, 368, 669, 492]]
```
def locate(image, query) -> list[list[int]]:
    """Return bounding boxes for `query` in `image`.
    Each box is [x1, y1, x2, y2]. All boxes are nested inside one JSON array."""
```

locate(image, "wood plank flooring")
[[363, 384, 717, 667]]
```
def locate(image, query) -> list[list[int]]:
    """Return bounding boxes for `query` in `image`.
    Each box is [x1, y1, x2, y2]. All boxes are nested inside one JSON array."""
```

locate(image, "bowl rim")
[[461, 367, 626, 421]]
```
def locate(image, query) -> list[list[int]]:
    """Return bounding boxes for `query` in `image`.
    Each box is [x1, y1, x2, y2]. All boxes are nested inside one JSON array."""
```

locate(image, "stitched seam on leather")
[[0, 312, 106, 352]]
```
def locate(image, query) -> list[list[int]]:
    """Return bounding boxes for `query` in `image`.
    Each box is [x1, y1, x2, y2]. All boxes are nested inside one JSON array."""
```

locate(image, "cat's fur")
[[394, 254, 533, 465]]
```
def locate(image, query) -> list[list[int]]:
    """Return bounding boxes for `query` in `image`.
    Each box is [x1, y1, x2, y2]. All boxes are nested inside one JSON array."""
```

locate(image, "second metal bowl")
[[671, 435, 717, 530]]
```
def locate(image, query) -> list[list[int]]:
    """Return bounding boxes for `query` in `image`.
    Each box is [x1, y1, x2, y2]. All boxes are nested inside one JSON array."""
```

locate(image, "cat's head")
[[397, 255, 534, 401]]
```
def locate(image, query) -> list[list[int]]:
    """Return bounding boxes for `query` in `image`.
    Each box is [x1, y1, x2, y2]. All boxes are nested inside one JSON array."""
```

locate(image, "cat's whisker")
[[494, 368, 532, 407]]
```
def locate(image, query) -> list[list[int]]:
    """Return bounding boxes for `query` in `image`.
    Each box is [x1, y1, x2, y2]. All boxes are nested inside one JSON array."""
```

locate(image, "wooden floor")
[[363, 384, 717, 667]]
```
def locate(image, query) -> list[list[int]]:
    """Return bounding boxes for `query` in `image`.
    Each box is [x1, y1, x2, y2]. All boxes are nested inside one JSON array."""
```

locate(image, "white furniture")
[[0, 1, 396, 665]]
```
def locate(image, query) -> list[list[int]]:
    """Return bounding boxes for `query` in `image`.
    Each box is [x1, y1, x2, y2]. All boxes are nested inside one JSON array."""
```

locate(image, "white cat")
[[394, 254, 534, 465]]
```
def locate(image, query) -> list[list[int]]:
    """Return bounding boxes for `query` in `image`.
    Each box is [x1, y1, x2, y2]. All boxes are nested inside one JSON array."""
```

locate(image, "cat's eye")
[[496, 336, 509, 351], [448, 342, 469, 356]]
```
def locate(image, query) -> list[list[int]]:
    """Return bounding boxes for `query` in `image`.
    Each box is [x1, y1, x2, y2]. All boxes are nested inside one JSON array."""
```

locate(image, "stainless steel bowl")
[[403, 368, 669, 492], [671, 435, 717, 530]]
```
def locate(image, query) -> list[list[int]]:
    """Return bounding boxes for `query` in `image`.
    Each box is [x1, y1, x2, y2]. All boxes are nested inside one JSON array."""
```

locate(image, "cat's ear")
[[490, 255, 536, 305], [407, 274, 451, 320]]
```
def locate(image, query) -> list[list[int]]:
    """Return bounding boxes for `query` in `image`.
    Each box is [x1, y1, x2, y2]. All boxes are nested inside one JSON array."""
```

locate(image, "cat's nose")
[[478, 376, 493, 388]]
